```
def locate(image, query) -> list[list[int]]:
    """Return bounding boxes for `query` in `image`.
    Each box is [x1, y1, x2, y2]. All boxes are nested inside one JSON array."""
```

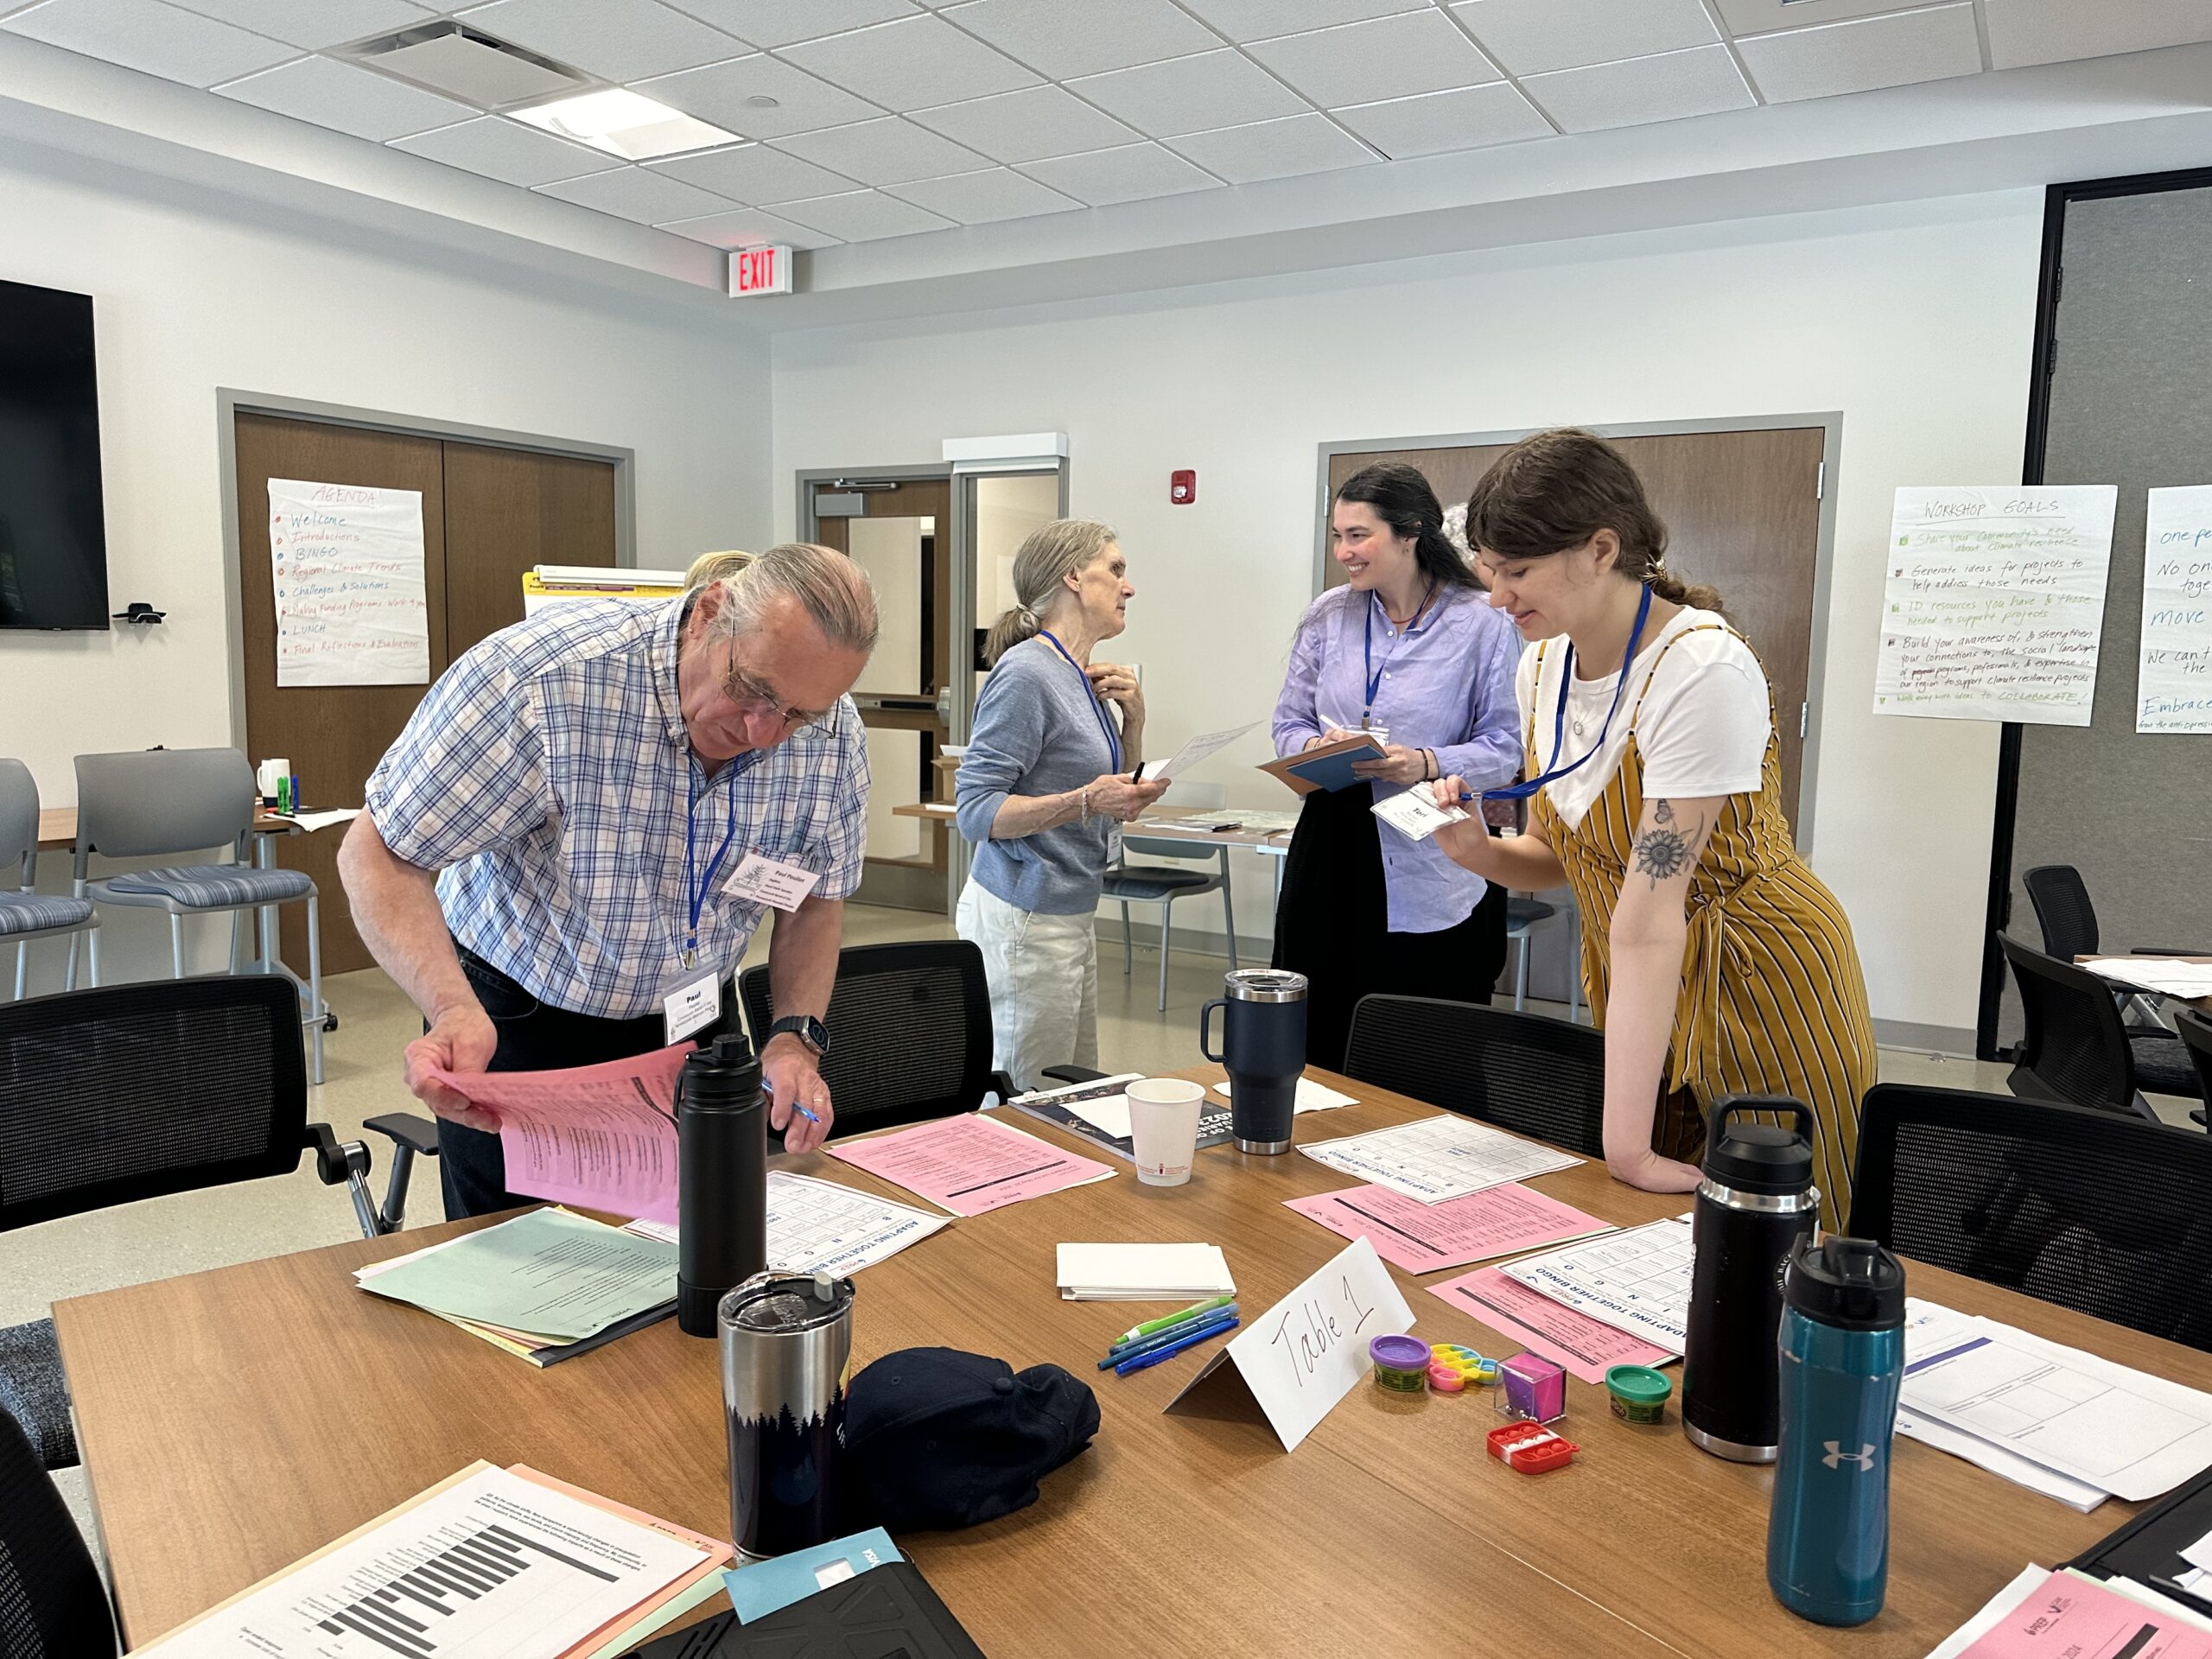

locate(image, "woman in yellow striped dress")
[[1427, 429, 1875, 1210]]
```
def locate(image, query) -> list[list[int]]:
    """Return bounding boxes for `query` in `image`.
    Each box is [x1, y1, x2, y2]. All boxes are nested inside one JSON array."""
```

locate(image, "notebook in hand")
[[622, 1559, 986, 1657], [1257, 734, 1387, 796]]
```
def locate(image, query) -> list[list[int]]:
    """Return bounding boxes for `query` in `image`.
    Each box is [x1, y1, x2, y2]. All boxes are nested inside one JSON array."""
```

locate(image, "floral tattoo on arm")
[[1631, 798, 1707, 890]]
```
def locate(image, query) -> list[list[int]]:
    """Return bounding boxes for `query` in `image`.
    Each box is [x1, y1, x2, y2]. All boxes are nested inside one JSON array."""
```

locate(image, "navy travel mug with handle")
[[1198, 969, 1308, 1153], [1767, 1235, 1906, 1626]]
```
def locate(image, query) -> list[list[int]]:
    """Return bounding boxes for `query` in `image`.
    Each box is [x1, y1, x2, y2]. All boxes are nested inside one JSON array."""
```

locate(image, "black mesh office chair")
[[0, 976, 438, 1469], [738, 940, 1016, 1141], [0, 1404, 114, 1656], [1851, 1084, 2212, 1352], [2019, 864, 2207, 1090], [1341, 995, 1606, 1158], [1999, 937, 2187, 1120], [2177, 1007, 2212, 1130]]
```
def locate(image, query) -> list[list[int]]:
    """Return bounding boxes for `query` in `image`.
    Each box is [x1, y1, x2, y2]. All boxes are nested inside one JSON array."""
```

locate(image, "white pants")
[[955, 879, 1099, 1094]]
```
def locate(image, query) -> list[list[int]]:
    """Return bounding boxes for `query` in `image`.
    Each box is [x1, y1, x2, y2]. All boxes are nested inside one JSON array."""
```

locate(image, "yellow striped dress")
[[1527, 622, 1877, 1214]]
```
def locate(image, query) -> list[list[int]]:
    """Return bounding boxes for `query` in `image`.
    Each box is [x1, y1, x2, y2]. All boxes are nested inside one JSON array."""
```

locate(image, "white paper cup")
[[1126, 1078, 1206, 1187]]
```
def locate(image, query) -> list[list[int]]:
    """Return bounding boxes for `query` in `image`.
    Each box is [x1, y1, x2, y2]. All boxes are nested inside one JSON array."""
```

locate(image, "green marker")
[[1112, 1295, 1232, 1347]]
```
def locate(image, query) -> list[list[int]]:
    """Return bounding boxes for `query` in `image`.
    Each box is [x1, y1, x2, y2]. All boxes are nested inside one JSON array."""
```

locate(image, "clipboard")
[[2063, 1460, 2212, 1617], [1257, 734, 1387, 796]]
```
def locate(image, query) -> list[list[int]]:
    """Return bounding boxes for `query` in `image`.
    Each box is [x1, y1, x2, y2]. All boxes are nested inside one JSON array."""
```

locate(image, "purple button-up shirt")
[[1271, 582, 1522, 933]]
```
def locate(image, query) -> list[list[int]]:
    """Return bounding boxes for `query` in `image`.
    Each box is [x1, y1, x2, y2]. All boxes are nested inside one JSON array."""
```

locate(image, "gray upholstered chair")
[[0, 760, 98, 1000], [71, 747, 327, 1080]]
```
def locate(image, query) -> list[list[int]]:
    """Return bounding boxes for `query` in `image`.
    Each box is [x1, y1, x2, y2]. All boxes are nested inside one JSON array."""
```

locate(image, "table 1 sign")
[[1165, 1237, 1414, 1451]]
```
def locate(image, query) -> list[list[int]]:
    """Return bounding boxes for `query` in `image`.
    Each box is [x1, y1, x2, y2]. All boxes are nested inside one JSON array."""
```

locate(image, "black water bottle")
[[1681, 1096, 1821, 1463], [677, 1033, 768, 1338]]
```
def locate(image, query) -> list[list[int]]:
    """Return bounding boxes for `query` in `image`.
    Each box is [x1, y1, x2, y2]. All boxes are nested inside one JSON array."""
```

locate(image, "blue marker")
[[1113, 1315, 1240, 1376], [1098, 1305, 1241, 1370]]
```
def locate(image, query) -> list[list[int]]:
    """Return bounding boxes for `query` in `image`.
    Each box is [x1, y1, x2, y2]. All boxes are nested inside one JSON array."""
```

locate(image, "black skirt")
[[1271, 782, 1510, 1071]]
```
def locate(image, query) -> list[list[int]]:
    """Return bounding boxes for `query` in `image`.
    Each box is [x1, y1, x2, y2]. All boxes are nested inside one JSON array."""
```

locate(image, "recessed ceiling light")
[[511, 88, 740, 161], [744, 95, 780, 109]]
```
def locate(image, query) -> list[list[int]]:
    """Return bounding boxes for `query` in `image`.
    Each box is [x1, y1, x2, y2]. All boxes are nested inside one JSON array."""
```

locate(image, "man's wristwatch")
[[766, 1014, 830, 1057]]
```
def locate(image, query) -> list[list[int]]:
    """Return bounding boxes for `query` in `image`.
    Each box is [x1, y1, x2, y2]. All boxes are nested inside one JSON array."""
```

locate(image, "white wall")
[[772, 193, 2049, 1044], [3, 146, 769, 986]]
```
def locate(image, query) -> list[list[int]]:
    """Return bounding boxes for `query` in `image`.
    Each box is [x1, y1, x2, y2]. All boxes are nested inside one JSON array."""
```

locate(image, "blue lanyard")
[[1039, 630, 1122, 774], [1360, 582, 1438, 726], [683, 750, 768, 965], [1484, 582, 1655, 803]]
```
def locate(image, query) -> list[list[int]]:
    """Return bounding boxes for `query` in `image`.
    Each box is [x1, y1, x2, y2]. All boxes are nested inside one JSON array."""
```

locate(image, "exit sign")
[[728, 245, 793, 297]]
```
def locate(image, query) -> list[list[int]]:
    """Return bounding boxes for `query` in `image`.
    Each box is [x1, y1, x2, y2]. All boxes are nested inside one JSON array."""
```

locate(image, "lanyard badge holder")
[[667, 750, 769, 1045], [1481, 582, 1654, 805], [1359, 581, 1438, 731]]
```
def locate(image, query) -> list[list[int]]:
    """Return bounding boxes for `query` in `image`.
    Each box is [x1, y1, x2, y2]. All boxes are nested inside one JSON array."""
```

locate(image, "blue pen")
[[1098, 1305, 1242, 1370], [1114, 1315, 1240, 1376]]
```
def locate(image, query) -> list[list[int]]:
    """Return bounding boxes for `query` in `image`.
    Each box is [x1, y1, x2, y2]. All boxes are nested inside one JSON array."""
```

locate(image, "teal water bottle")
[[1766, 1235, 1906, 1626]]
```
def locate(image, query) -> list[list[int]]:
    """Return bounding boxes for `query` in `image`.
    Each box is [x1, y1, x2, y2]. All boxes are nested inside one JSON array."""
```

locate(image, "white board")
[[269, 478, 429, 688], [1872, 485, 2117, 726], [2138, 486, 2212, 734]]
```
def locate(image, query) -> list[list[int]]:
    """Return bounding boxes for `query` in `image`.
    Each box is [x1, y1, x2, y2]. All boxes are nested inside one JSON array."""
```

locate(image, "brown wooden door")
[[235, 414, 448, 976], [1327, 427, 1825, 832], [443, 442, 620, 656]]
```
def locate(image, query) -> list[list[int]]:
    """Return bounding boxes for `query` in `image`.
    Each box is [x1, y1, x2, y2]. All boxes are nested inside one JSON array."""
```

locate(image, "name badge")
[[663, 968, 721, 1046], [725, 853, 822, 912]]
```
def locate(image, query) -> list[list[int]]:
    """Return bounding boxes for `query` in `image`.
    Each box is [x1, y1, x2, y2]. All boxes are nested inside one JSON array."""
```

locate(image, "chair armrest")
[[1039, 1065, 1109, 1085], [302, 1123, 369, 1186], [365, 1114, 442, 1157]]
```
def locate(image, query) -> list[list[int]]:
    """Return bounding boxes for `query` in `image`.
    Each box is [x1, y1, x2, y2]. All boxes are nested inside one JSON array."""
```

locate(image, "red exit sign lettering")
[[728, 245, 793, 297]]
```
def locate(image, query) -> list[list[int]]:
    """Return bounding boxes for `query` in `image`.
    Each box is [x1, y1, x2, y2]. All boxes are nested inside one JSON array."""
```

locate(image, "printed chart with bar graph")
[[142, 1465, 710, 1658]]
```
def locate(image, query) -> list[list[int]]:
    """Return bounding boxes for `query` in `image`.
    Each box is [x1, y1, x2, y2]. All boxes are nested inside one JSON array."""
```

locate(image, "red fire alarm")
[[1170, 469, 1197, 505]]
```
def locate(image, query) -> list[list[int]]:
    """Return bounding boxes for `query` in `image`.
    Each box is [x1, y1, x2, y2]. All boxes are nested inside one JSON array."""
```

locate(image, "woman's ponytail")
[[982, 518, 1120, 667]]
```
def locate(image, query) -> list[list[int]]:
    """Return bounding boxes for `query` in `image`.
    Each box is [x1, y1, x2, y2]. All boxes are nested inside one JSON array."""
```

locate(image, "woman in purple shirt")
[[1271, 462, 1523, 1066]]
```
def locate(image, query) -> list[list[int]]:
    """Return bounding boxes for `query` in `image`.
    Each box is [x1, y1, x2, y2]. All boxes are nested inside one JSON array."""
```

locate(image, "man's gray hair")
[[708, 541, 879, 656]]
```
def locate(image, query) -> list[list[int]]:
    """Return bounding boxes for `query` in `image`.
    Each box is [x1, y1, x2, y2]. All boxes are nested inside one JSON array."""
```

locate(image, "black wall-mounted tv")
[[0, 278, 108, 630]]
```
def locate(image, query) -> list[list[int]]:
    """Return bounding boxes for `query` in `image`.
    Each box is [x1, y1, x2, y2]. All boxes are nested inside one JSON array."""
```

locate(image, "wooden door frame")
[[215, 390, 637, 752], [1315, 412, 1844, 855]]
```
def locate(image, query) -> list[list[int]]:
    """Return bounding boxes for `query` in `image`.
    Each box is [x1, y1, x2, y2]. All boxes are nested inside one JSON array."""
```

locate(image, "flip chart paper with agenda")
[[267, 477, 430, 688], [1164, 1236, 1414, 1452], [2139, 485, 2212, 733], [1872, 485, 2117, 725]]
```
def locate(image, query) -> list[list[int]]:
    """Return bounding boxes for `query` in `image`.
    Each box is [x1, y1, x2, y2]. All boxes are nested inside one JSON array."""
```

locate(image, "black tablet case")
[[623, 1558, 987, 1658]]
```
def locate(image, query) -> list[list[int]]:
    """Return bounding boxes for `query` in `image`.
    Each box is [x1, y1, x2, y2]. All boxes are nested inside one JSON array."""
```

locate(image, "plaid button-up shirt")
[[365, 595, 868, 1019]]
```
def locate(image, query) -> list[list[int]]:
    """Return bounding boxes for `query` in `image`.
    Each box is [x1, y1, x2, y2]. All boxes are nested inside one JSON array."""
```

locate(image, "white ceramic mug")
[[1126, 1077, 1206, 1187]]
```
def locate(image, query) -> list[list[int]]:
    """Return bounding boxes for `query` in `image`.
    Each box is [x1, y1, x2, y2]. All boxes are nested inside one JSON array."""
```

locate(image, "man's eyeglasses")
[[721, 652, 825, 732]]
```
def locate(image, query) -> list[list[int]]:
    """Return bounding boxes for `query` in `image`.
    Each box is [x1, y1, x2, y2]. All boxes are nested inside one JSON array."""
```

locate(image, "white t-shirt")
[[1514, 607, 1770, 832]]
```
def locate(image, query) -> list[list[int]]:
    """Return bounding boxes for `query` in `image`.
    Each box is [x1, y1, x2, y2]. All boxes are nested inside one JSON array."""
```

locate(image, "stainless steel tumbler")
[[719, 1270, 855, 1560]]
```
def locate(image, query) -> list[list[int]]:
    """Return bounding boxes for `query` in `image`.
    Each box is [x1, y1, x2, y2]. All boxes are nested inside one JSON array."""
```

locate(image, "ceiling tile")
[[455, 0, 746, 82], [884, 165, 1083, 223], [390, 114, 622, 184], [535, 164, 737, 223], [1068, 48, 1308, 139], [1016, 139, 1220, 204], [780, 14, 1038, 111], [1175, 0, 1427, 42], [3, 0, 295, 86], [1739, 3, 1981, 103], [1522, 43, 1754, 133], [215, 53, 478, 137], [1710, 0, 1955, 35], [168, 0, 430, 50], [1450, 0, 1718, 76], [663, 0, 915, 48], [1985, 0, 2212, 70], [658, 204, 842, 246], [646, 141, 857, 202], [774, 115, 990, 185], [943, 0, 1217, 79], [1332, 79, 1553, 157], [908, 84, 1137, 162], [639, 53, 884, 138], [1248, 10, 1499, 108], [1167, 111, 1377, 183], [770, 188, 957, 240]]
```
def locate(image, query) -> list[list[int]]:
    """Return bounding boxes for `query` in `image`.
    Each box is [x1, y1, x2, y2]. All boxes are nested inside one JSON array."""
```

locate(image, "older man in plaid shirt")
[[340, 543, 877, 1218]]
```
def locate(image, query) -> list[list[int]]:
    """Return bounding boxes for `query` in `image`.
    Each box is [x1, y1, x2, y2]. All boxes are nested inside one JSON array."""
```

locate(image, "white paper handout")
[[1370, 788, 1469, 842], [1497, 1216, 1694, 1356], [1057, 1243, 1235, 1300], [1872, 485, 2117, 725], [625, 1172, 949, 1277], [2079, 957, 2212, 999], [1211, 1077, 1359, 1113], [268, 477, 431, 688], [1141, 721, 1262, 782], [2139, 486, 2212, 734], [1300, 1113, 1580, 1204]]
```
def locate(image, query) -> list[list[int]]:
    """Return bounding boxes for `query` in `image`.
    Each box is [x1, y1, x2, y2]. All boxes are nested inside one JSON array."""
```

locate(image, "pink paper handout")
[[1428, 1264, 1671, 1384], [828, 1112, 1115, 1217], [1961, 1569, 2212, 1658], [1284, 1182, 1614, 1274], [433, 1044, 692, 1224]]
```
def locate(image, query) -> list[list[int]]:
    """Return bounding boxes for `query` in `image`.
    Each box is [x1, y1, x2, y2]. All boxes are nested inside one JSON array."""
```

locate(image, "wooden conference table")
[[55, 1067, 2212, 1657]]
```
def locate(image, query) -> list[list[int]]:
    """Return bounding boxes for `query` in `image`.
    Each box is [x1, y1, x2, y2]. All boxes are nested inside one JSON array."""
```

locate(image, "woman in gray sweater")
[[955, 519, 1170, 1089]]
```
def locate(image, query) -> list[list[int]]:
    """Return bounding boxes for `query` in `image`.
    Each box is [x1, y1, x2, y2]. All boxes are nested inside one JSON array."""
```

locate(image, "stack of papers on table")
[[1300, 1113, 1580, 1203], [1497, 1216, 1694, 1356], [1929, 1566, 2212, 1657], [1211, 1077, 1360, 1113], [621, 1172, 949, 1278], [1057, 1243, 1235, 1300], [2082, 957, 2212, 998], [356, 1207, 674, 1366]]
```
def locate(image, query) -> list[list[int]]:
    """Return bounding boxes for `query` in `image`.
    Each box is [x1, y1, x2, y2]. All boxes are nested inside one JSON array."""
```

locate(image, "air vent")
[[340, 22, 588, 108]]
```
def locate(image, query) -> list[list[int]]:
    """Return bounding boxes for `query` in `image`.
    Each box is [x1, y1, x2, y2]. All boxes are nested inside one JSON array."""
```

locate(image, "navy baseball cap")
[[844, 1347, 1100, 1533]]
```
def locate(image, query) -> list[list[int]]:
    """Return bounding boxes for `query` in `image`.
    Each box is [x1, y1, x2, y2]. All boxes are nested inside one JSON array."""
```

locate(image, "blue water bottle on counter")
[[1766, 1234, 1907, 1626]]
